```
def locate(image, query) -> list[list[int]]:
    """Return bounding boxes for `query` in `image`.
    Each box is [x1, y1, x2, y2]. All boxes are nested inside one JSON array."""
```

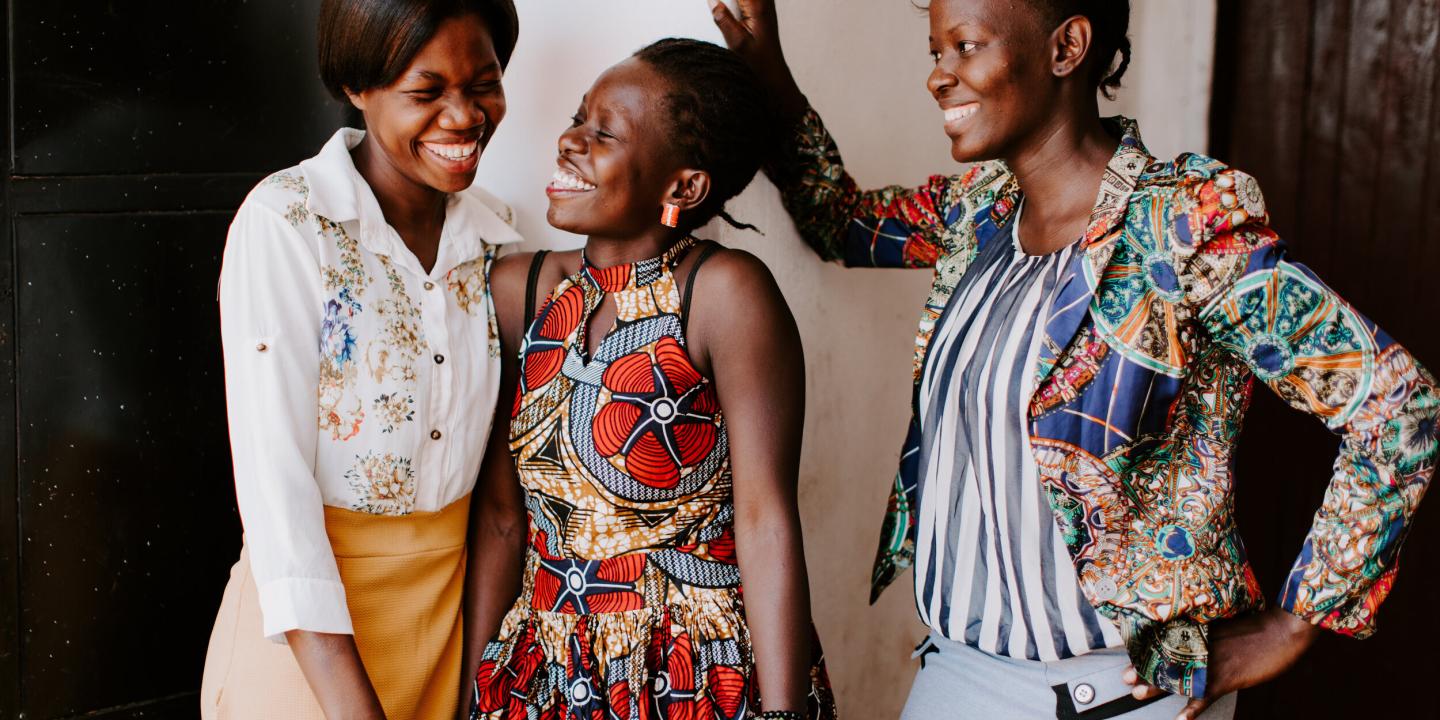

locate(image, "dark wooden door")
[[0, 2, 347, 717], [1211, 0, 1440, 716]]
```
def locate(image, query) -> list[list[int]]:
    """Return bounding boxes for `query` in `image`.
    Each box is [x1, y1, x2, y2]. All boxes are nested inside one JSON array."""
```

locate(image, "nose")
[[557, 124, 586, 156], [437, 94, 487, 132], [927, 61, 957, 100]]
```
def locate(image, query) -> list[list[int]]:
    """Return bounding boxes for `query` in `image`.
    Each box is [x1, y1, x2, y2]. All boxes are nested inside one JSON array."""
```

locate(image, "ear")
[[666, 169, 712, 213], [344, 87, 368, 112], [1050, 15, 1093, 80]]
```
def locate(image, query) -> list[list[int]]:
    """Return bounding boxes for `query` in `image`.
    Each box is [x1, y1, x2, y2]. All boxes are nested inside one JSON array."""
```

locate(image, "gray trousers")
[[901, 635, 1237, 719]]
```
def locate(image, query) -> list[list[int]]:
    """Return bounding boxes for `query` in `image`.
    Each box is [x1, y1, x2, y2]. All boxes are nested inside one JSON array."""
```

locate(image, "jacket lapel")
[[1033, 118, 1153, 389]]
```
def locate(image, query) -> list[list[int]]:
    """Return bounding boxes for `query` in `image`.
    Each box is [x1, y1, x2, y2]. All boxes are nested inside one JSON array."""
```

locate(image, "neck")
[[351, 135, 447, 237], [1004, 98, 1116, 226], [583, 227, 683, 268]]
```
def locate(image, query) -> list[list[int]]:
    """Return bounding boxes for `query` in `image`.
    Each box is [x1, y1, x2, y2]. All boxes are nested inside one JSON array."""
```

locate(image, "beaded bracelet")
[[757, 712, 805, 720]]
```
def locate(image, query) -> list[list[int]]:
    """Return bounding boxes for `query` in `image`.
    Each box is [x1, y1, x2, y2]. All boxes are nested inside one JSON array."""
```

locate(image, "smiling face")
[[927, 0, 1062, 163], [347, 12, 505, 194], [545, 59, 703, 239]]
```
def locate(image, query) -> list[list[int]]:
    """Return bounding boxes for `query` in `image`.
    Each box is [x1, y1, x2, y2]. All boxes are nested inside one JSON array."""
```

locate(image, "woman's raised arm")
[[710, 0, 1005, 271]]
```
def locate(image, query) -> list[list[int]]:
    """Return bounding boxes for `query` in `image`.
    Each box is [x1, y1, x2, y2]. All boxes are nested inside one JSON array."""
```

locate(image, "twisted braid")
[[632, 38, 778, 234]]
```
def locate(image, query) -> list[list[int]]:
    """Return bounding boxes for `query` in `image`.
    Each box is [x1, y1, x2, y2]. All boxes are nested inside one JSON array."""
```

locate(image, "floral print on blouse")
[[218, 128, 523, 639]]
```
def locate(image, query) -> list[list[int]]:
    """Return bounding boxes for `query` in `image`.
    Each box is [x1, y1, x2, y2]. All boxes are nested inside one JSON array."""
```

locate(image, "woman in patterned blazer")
[[710, 0, 1437, 718]]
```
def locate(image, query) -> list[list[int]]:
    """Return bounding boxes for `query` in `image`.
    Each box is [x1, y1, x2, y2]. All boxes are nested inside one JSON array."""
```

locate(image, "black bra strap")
[[524, 250, 551, 322], [680, 243, 721, 338]]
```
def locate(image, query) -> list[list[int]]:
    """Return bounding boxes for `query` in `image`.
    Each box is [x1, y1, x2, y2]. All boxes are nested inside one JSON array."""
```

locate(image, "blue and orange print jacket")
[[768, 108, 1439, 697]]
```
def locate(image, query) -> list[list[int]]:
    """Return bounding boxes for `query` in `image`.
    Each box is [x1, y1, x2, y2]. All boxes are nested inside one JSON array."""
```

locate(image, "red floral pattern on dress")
[[532, 534, 648, 614], [647, 623, 702, 719], [473, 623, 547, 717], [593, 336, 719, 489], [523, 284, 585, 392]]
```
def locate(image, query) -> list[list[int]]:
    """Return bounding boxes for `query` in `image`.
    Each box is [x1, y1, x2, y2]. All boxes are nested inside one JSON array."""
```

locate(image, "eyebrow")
[[594, 104, 632, 128], [407, 64, 502, 83], [929, 16, 984, 42]]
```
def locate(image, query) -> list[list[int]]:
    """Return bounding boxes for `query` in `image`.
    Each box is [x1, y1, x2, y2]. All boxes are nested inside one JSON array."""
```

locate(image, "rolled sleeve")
[[254, 576, 353, 639], [220, 200, 352, 641]]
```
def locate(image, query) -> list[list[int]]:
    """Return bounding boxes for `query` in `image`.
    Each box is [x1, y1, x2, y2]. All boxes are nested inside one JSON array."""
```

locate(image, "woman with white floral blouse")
[[199, 1, 522, 718]]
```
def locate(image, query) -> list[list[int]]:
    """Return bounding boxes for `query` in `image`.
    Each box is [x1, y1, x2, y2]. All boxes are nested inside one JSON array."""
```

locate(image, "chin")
[[545, 206, 580, 233], [949, 139, 1003, 165], [444, 173, 479, 194]]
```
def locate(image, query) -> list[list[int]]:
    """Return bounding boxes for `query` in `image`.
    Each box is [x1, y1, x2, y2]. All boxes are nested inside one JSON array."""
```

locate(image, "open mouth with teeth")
[[943, 103, 979, 128], [421, 140, 479, 170], [547, 167, 597, 195]]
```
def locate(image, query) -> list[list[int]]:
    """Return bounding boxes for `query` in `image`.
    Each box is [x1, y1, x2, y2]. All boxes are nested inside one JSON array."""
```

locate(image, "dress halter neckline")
[[579, 236, 697, 293]]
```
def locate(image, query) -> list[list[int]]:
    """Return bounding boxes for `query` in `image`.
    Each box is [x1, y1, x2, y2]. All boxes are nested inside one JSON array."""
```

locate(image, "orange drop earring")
[[660, 203, 681, 228]]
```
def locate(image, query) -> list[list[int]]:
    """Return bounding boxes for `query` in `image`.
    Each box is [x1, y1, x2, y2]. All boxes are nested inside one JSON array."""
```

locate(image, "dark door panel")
[[13, 2, 345, 176], [2, 2, 337, 715], [1212, 0, 1440, 716], [14, 213, 240, 718]]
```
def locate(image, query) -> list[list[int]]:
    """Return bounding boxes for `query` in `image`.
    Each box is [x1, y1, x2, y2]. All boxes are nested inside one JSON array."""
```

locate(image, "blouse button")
[[255, 343, 268, 352], [434, 353, 445, 365], [430, 429, 442, 440], [424, 281, 436, 291]]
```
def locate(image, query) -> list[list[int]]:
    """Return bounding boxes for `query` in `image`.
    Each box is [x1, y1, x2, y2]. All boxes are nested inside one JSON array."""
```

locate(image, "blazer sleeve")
[[764, 104, 1004, 270], [1189, 168, 1439, 638], [219, 200, 352, 641]]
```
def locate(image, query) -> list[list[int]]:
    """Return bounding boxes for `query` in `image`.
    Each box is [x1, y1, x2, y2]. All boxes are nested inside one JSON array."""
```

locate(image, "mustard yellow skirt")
[[200, 495, 470, 720]]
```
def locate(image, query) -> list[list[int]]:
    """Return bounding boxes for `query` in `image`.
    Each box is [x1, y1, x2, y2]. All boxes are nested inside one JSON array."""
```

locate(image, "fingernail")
[[1122, 668, 1137, 684], [707, 0, 721, 9], [1132, 687, 1147, 700]]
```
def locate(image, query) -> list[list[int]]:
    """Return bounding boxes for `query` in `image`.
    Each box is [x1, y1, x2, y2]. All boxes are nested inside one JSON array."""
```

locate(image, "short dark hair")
[[631, 38, 778, 234], [317, 0, 519, 100], [1036, 0, 1131, 99]]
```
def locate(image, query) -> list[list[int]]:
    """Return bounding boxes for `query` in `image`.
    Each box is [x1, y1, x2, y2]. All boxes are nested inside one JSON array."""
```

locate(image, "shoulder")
[[685, 246, 799, 371], [490, 251, 537, 297], [1129, 152, 1279, 256], [237, 167, 311, 220], [224, 167, 320, 263], [492, 249, 580, 309], [693, 247, 780, 298], [689, 247, 792, 329], [1127, 154, 1285, 305], [462, 183, 518, 228]]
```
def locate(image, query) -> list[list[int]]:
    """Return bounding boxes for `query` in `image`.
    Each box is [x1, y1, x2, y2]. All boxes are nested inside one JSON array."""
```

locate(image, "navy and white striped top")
[[914, 205, 1123, 661]]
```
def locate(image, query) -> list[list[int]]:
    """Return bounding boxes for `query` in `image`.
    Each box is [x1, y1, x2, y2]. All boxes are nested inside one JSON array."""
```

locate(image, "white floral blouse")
[[218, 128, 522, 640]]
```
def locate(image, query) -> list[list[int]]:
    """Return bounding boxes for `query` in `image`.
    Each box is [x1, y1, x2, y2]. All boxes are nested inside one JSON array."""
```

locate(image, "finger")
[[1121, 666, 1139, 685], [1175, 697, 1211, 720], [1130, 683, 1165, 701], [706, 0, 751, 48]]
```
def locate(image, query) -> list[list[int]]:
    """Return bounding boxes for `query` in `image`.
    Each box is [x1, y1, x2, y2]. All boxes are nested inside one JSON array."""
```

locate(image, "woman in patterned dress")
[[461, 39, 837, 720]]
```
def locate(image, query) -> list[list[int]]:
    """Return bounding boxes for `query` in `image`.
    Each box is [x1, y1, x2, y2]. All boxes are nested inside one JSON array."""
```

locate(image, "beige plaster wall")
[[473, 1, 1215, 716]]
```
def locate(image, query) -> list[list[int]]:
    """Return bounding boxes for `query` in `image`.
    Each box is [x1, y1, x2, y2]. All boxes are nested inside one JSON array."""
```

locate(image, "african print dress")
[[470, 237, 837, 720]]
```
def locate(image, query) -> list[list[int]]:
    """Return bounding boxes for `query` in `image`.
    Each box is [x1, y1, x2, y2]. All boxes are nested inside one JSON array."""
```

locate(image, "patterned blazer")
[[768, 109, 1438, 697]]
